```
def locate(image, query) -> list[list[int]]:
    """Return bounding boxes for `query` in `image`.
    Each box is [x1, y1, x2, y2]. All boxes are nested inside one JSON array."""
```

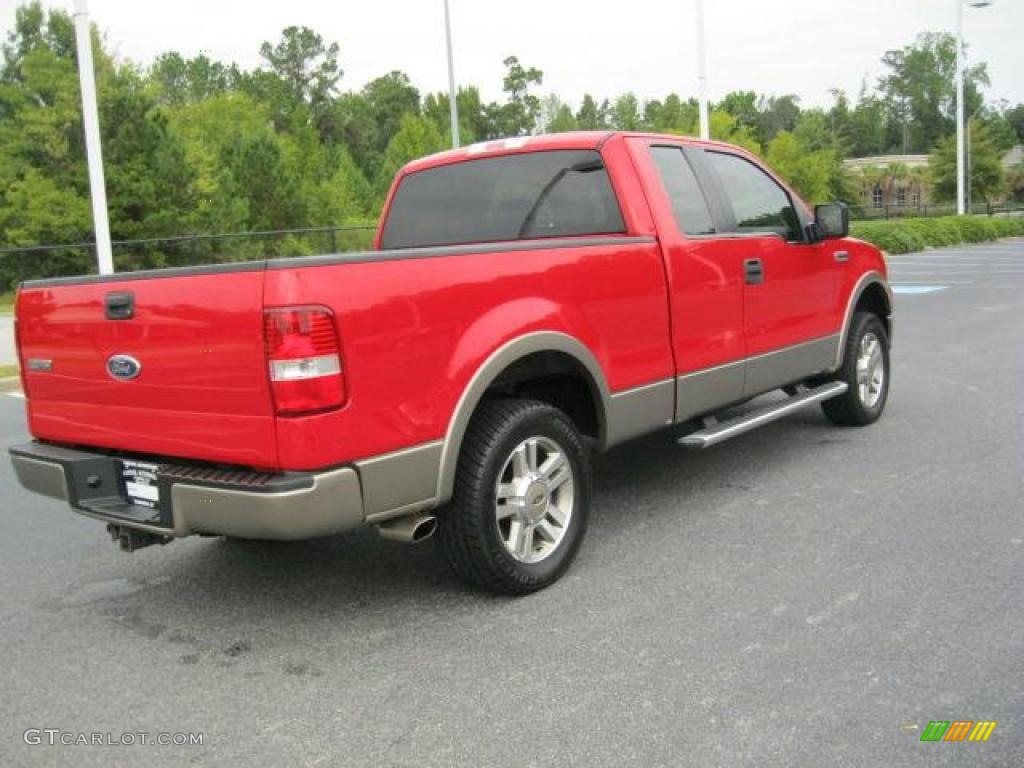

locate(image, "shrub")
[[850, 215, 1024, 254]]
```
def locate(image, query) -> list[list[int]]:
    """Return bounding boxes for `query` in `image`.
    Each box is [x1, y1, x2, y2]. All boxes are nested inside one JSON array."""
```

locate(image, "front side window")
[[705, 151, 801, 240], [380, 150, 625, 250], [649, 146, 715, 236]]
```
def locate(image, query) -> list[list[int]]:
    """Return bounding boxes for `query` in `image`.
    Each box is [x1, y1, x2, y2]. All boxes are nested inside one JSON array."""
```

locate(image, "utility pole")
[[956, 0, 966, 215], [695, 0, 710, 140], [956, 0, 994, 216], [72, 0, 114, 274], [443, 0, 460, 148]]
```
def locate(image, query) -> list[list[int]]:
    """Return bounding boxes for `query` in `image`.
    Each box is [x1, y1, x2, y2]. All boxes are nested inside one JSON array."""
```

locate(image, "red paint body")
[[15, 133, 886, 471]]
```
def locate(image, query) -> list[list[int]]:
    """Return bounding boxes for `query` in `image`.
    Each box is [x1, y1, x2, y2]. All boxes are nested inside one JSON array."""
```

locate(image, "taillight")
[[263, 306, 346, 416]]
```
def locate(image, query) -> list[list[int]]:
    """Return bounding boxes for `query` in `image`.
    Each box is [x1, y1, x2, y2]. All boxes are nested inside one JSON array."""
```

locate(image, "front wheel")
[[821, 311, 891, 426], [437, 399, 591, 594]]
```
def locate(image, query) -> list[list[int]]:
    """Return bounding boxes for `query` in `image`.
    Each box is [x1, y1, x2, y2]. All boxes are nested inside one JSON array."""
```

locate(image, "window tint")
[[649, 146, 715, 235], [380, 150, 625, 249], [706, 151, 801, 240]]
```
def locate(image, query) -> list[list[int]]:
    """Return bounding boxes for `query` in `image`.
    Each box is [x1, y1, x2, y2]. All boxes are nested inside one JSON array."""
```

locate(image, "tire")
[[821, 311, 891, 426], [437, 398, 591, 595]]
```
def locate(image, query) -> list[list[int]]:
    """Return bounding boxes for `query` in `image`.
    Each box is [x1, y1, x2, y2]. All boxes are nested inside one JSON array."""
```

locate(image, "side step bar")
[[679, 381, 848, 449]]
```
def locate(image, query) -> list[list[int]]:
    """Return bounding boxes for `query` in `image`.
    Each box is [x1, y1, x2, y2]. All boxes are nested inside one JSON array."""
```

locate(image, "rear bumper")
[[9, 442, 364, 541]]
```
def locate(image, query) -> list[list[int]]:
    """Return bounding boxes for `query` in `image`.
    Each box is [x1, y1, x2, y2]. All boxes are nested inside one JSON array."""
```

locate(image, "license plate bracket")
[[119, 459, 161, 509]]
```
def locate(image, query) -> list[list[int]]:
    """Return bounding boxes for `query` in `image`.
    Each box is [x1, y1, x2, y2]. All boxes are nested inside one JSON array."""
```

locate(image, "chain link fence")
[[0, 224, 377, 293]]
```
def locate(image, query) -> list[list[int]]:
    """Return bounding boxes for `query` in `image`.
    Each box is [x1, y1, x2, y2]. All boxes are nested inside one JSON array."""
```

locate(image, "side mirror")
[[813, 202, 850, 240]]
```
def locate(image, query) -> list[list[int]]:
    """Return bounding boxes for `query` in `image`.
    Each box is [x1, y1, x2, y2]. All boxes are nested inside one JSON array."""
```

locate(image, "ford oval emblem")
[[106, 354, 142, 381]]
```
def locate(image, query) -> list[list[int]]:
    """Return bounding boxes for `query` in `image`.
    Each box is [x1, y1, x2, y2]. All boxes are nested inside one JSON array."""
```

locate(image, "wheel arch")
[[835, 271, 894, 369], [435, 332, 611, 505]]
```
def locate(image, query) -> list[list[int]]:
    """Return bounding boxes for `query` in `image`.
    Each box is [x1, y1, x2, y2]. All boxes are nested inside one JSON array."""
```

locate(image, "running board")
[[678, 382, 848, 449]]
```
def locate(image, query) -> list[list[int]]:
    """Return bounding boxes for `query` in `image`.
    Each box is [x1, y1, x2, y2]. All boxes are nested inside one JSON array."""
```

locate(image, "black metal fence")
[[849, 202, 1024, 221], [3, 207, 1024, 293], [0, 224, 377, 292]]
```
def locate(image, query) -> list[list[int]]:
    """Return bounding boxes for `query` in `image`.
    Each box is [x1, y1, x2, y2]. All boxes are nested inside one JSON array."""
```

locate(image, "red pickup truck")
[[9, 131, 892, 593]]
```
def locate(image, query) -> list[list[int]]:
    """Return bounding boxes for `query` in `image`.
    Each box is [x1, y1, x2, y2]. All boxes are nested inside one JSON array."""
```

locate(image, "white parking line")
[[6, 391, 24, 399]]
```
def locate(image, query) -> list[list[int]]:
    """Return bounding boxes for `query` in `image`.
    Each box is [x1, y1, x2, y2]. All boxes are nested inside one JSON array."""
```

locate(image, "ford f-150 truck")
[[9, 132, 893, 593]]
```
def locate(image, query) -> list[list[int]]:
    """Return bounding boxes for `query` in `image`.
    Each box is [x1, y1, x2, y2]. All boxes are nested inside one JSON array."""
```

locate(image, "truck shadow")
[[95, 408, 845, 624], [58, 405, 869, 677]]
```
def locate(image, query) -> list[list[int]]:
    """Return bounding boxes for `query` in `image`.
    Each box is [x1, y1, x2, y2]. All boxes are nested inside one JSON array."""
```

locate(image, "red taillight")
[[264, 306, 346, 416]]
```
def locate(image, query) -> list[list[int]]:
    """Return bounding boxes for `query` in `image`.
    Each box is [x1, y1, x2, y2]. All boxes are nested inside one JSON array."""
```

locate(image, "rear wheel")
[[437, 399, 591, 594], [821, 311, 890, 426]]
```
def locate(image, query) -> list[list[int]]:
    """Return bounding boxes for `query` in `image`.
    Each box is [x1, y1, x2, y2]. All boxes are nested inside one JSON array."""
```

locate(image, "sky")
[[1, 0, 1021, 109]]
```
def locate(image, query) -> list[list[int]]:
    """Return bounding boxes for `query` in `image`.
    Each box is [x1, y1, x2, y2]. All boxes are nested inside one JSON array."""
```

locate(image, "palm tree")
[[857, 166, 886, 214], [884, 162, 909, 207]]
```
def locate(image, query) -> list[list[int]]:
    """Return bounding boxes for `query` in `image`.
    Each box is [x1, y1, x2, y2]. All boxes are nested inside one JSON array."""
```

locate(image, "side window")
[[649, 146, 715, 236], [705, 151, 802, 240]]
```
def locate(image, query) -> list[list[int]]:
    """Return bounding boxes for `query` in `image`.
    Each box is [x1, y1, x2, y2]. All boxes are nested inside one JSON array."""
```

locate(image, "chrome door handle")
[[834, 250, 850, 263]]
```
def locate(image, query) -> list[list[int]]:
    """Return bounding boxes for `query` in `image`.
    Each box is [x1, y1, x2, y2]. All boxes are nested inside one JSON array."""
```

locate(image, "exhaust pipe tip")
[[376, 513, 438, 544]]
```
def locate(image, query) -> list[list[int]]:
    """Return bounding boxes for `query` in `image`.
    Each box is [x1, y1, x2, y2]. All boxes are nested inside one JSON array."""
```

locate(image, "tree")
[[375, 114, 444, 196], [764, 131, 834, 203], [930, 118, 1006, 203], [755, 94, 800, 144], [576, 93, 608, 130], [537, 94, 576, 134], [848, 88, 888, 157], [708, 110, 761, 154], [423, 85, 495, 144], [718, 90, 759, 133], [495, 55, 542, 136], [151, 52, 236, 106], [650, 94, 697, 135], [877, 32, 987, 154], [610, 93, 641, 131], [362, 71, 420, 152], [1005, 103, 1024, 144], [258, 26, 341, 109], [548, 104, 577, 133], [978, 104, 1020, 153]]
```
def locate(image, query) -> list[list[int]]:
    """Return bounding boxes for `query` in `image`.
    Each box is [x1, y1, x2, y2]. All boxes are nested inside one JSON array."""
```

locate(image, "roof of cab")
[[400, 130, 746, 175]]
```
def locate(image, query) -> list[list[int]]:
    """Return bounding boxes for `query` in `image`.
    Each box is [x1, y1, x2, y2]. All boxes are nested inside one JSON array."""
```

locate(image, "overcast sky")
[[2, 0, 1021, 109]]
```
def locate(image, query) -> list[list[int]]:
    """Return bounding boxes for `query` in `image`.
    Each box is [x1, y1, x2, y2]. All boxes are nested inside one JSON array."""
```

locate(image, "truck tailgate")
[[17, 268, 279, 468]]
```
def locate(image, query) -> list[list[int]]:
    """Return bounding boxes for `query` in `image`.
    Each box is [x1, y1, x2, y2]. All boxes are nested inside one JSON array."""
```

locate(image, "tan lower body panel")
[[171, 467, 364, 540], [676, 361, 745, 423], [11, 455, 69, 502], [606, 379, 676, 446], [356, 441, 443, 523], [743, 335, 840, 396], [676, 335, 841, 423]]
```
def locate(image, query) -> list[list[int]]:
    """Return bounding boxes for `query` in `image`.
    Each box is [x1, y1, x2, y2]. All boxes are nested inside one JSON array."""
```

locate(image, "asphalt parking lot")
[[1, 239, 1022, 767]]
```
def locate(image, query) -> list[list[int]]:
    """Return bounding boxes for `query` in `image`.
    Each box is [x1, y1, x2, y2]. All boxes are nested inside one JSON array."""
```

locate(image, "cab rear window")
[[380, 150, 626, 250]]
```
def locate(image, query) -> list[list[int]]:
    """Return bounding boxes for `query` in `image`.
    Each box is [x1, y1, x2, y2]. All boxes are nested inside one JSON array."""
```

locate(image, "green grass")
[[0, 364, 19, 379], [0, 291, 13, 313], [851, 215, 1024, 255]]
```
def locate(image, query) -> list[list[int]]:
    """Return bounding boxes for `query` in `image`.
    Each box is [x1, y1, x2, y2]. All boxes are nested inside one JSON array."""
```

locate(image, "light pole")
[[956, 0, 993, 216], [443, 0, 460, 148], [695, 0, 710, 140], [72, 0, 114, 274]]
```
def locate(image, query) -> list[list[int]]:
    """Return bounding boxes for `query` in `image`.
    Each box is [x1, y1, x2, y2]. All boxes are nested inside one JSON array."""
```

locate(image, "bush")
[[850, 215, 1024, 254]]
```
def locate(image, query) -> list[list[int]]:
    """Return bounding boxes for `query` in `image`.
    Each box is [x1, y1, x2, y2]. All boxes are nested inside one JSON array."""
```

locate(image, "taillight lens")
[[264, 306, 346, 416]]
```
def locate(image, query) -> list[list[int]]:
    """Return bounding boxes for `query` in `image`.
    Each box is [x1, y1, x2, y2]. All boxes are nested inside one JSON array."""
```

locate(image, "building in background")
[[844, 155, 932, 210], [845, 147, 1023, 212]]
